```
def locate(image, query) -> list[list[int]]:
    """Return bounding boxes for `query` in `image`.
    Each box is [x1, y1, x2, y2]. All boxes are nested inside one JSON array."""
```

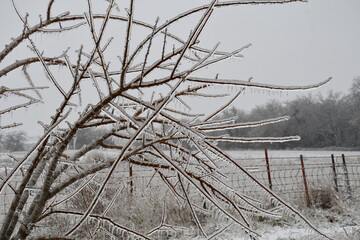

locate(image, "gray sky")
[[1, 0, 360, 136]]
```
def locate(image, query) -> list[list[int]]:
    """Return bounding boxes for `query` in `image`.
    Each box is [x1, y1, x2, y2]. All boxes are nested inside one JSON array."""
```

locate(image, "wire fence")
[[118, 152, 360, 207], [1, 152, 360, 220], [222, 153, 360, 206]]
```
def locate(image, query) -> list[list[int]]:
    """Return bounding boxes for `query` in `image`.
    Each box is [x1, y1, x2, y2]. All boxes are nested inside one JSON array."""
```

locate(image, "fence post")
[[264, 148, 272, 190], [129, 163, 133, 197], [300, 154, 311, 207], [342, 154, 352, 199], [331, 154, 339, 192]]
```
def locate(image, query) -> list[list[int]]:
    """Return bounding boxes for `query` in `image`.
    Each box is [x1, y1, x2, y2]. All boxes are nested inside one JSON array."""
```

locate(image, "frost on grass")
[[0, 0, 333, 239]]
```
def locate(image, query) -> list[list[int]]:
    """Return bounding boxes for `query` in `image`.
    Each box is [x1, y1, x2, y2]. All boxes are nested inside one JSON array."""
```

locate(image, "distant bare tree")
[[0, 0, 332, 239], [348, 76, 360, 147], [0, 131, 27, 152]]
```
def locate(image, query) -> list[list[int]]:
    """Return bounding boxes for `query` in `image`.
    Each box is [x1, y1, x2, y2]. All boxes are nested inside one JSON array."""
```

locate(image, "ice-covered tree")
[[0, 0, 333, 239]]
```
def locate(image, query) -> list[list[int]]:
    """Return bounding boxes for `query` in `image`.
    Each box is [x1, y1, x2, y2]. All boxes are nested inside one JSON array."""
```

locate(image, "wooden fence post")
[[265, 148, 272, 190], [300, 155, 311, 207], [342, 154, 352, 199], [331, 154, 339, 192]]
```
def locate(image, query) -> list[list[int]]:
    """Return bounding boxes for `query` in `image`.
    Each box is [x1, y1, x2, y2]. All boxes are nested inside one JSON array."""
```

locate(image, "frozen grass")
[[1, 150, 360, 239], [221, 187, 360, 240]]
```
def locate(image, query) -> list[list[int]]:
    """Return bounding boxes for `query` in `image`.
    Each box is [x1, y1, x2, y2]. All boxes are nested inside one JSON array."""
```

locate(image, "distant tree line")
[[0, 127, 117, 152], [70, 127, 116, 150], [2, 77, 359, 152], [218, 77, 360, 150], [0, 131, 27, 152]]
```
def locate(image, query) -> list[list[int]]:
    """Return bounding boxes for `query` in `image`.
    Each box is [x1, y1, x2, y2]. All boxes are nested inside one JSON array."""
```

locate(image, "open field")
[[1, 149, 360, 239]]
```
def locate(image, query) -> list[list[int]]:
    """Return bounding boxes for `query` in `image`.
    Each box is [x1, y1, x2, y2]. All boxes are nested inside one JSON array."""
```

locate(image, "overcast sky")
[[1, 0, 360, 136]]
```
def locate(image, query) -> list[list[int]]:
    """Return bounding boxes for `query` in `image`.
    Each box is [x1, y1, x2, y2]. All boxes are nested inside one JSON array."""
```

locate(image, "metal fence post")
[[265, 148, 272, 190], [129, 163, 133, 197], [342, 154, 352, 198], [331, 154, 339, 192], [300, 154, 311, 207]]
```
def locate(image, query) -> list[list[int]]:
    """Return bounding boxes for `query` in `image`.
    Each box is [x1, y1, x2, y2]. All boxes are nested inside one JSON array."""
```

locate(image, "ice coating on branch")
[[206, 136, 301, 143], [187, 77, 332, 91], [199, 116, 290, 131], [192, 116, 237, 128]]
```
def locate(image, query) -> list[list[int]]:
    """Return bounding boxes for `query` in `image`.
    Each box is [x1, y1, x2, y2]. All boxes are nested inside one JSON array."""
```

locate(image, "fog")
[[1, 0, 360, 136]]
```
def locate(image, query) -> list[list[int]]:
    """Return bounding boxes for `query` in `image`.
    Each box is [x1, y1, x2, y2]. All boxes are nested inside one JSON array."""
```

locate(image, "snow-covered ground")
[[255, 226, 359, 240], [213, 196, 360, 240], [242, 223, 360, 240]]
